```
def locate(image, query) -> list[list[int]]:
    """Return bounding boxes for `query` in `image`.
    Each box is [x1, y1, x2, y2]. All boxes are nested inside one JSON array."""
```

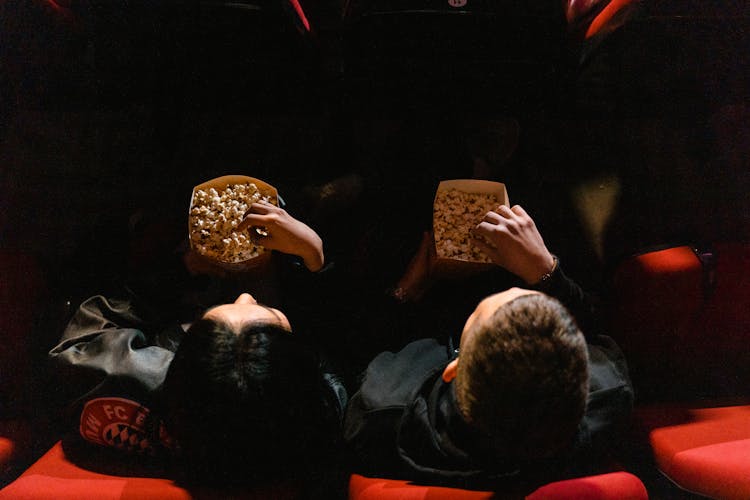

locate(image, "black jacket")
[[343, 263, 634, 491]]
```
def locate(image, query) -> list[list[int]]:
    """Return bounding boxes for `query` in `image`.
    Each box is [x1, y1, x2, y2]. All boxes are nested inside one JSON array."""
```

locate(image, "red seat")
[[0, 251, 46, 483], [636, 404, 750, 500], [565, 0, 640, 41], [0, 421, 31, 481], [610, 243, 750, 400], [0, 441, 300, 500], [349, 472, 648, 500], [615, 243, 750, 498]]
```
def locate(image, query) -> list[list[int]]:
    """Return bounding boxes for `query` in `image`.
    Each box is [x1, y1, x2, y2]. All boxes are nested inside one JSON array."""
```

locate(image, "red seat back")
[[0, 251, 46, 416], [611, 244, 750, 400]]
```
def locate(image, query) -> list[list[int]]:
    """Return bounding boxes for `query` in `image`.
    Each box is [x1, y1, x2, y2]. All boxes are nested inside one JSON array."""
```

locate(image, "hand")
[[392, 231, 436, 303], [471, 205, 555, 284], [238, 200, 325, 272]]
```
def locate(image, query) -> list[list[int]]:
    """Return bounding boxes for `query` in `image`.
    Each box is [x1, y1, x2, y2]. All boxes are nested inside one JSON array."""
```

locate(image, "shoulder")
[[356, 338, 450, 409], [586, 335, 632, 391]]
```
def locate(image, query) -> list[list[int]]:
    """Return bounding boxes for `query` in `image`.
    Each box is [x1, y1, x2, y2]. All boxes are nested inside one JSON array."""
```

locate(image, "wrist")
[[301, 238, 325, 272], [528, 254, 558, 286]]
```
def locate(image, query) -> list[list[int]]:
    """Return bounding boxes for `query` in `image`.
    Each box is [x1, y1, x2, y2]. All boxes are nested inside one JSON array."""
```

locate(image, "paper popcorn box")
[[432, 179, 509, 276], [188, 175, 279, 272]]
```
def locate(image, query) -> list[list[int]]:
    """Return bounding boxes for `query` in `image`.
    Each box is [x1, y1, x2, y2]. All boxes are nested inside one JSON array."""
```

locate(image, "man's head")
[[443, 288, 588, 461], [162, 293, 336, 485]]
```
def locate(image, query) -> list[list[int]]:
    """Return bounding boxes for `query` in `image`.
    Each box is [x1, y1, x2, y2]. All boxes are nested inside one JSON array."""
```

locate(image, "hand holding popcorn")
[[189, 181, 273, 264], [471, 205, 555, 284], [239, 200, 324, 272]]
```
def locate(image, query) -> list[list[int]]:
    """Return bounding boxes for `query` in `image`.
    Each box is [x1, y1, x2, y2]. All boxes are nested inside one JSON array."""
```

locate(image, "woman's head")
[[162, 294, 335, 485]]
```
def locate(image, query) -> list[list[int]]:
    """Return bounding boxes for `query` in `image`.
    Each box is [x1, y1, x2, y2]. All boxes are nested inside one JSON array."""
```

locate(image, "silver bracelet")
[[535, 255, 558, 285]]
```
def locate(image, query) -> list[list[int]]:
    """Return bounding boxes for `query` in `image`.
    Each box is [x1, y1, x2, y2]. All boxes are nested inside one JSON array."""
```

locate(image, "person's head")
[[442, 288, 588, 461], [162, 293, 338, 485]]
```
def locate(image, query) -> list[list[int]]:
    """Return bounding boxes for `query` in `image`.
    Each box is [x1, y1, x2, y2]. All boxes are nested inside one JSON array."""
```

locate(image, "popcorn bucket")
[[188, 175, 279, 272], [432, 179, 509, 277]]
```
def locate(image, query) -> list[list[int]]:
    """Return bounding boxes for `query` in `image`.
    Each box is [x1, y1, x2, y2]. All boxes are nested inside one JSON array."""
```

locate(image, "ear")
[[442, 358, 459, 383]]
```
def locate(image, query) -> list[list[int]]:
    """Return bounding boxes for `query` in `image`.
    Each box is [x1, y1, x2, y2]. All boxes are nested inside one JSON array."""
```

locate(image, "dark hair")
[[162, 318, 338, 485], [455, 293, 589, 461]]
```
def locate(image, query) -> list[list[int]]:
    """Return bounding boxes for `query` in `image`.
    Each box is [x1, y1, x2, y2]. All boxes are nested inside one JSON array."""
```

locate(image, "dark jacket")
[[343, 263, 634, 491]]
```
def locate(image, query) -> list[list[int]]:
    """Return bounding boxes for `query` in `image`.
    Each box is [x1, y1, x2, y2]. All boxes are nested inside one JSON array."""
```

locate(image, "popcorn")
[[433, 188, 501, 263], [189, 182, 275, 263]]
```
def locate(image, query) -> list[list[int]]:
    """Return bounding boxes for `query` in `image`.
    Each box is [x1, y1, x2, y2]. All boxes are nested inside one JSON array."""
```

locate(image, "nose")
[[234, 293, 257, 305]]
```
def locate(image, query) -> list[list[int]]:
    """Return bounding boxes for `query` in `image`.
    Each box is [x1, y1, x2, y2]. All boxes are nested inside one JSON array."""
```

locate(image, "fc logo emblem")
[[448, 0, 467, 7]]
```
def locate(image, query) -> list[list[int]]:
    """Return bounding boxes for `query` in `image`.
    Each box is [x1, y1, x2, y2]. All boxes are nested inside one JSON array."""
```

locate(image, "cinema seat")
[[614, 242, 750, 498], [566, 0, 640, 42], [0, 251, 47, 484], [610, 243, 750, 401], [349, 472, 648, 500], [0, 441, 300, 500], [636, 404, 750, 500]]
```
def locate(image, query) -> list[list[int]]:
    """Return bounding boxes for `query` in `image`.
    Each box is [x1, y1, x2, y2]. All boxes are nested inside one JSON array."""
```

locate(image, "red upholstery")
[[0, 421, 31, 477], [640, 404, 750, 500], [349, 474, 493, 500], [610, 243, 750, 398], [610, 246, 703, 396], [349, 472, 648, 500], [0, 251, 45, 415], [584, 0, 637, 39], [288, 0, 311, 32], [695, 243, 750, 357], [0, 251, 46, 480], [565, 0, 638, 41], [0, 439, 13, 480], [526, 472, 647, 500], [0, 441, 300, 499]]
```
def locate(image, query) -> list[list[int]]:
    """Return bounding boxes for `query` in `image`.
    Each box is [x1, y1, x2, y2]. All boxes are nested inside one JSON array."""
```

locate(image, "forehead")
[[203, 303, 291, 332]]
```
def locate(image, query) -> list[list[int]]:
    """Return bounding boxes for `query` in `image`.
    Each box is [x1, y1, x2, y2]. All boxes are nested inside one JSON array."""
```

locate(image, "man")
[[343, 205, 633, 492], [49, 201, 347, 490]]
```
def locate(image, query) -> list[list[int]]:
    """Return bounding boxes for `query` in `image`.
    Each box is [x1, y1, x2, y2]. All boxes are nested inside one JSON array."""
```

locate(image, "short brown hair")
[[454, 293, 588, 460]]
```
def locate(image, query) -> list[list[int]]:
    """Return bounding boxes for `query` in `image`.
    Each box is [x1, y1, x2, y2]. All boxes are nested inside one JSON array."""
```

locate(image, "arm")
[[472, 205, 597, 330], [471, 204, 555, 285], [238, 200, 325, 272]]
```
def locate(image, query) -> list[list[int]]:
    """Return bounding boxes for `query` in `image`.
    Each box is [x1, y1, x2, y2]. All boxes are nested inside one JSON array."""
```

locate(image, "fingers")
[[237, 213, 267, 232], [472, 220, 497, 239], [471, 237, 498, 261], [242, 201, 275, 218], [510, 204, 528, 217], [483, 204, 520, 225], [238, 202, 284, 232], [491, 204, 529, 222], [495, 204, 515, 218], [481, 210, 504, 224]]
